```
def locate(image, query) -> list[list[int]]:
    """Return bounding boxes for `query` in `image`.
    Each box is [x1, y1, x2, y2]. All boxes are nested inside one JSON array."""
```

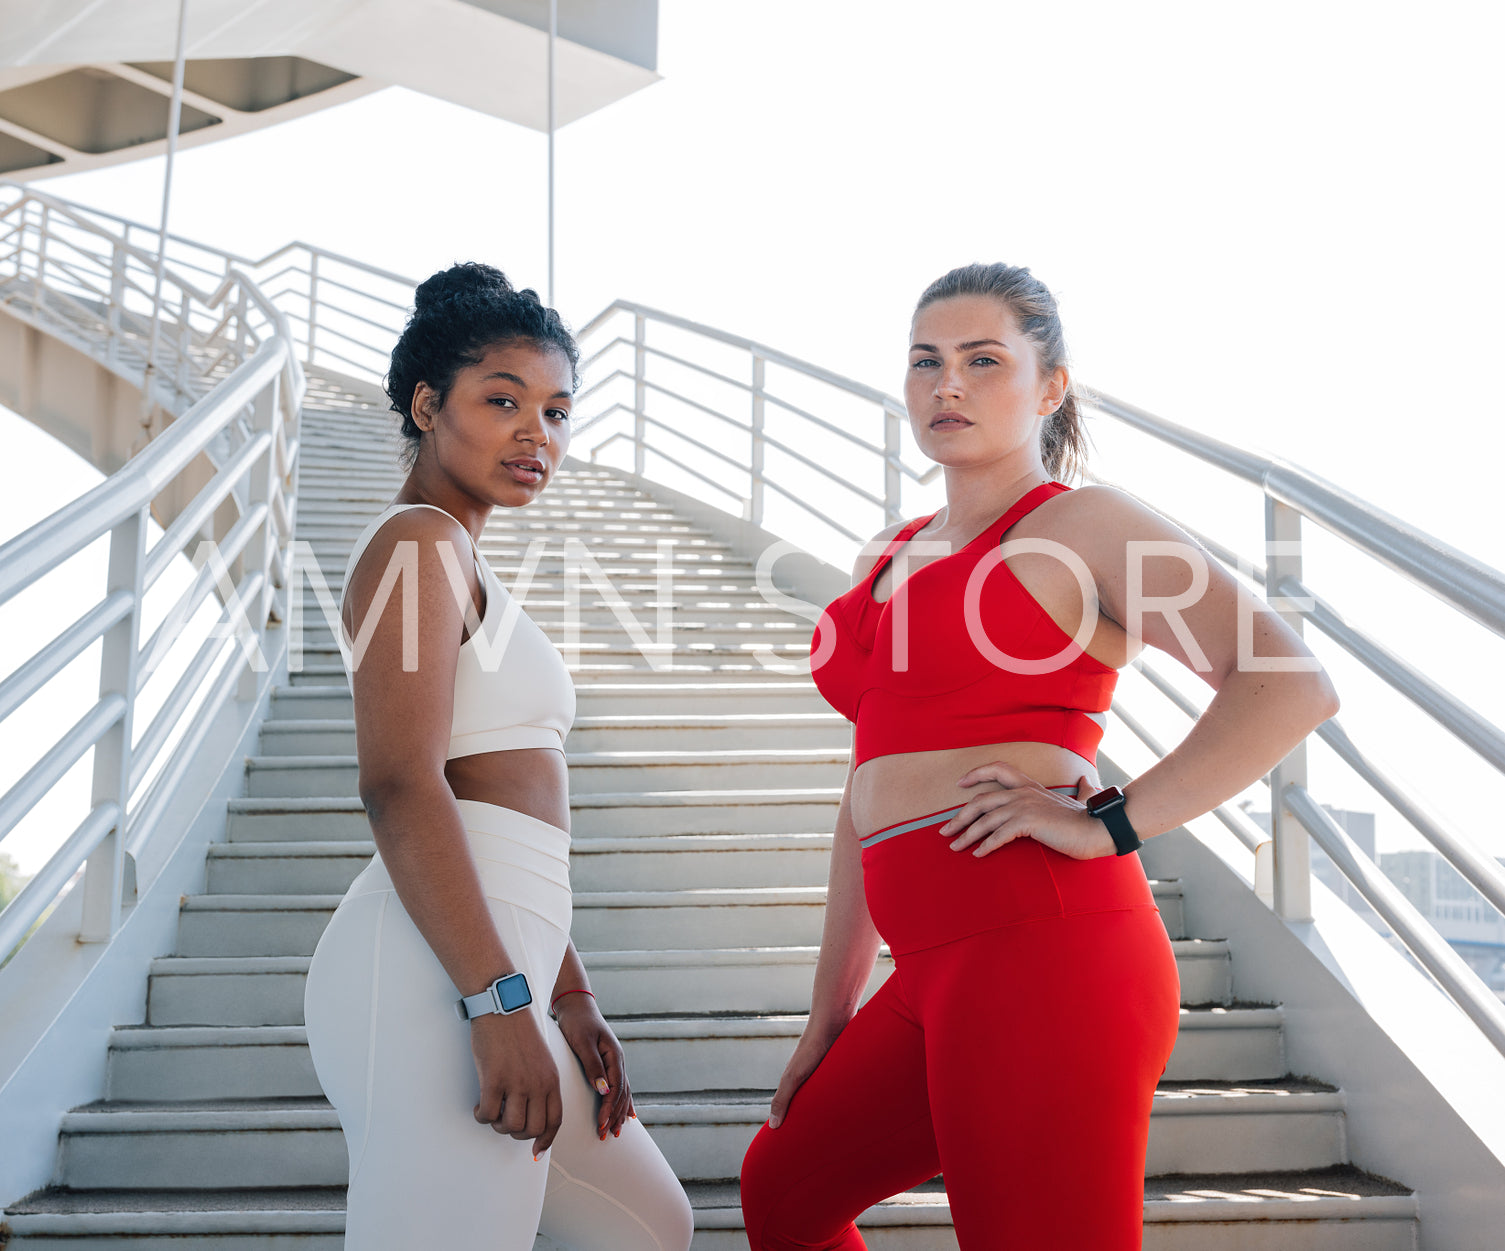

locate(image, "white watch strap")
[[455, 972, 531, 1021], [457, 985, 499, 1021]]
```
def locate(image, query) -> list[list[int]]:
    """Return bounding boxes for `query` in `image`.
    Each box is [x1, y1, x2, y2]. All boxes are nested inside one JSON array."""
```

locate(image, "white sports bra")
[[337, 503, 575, 759]]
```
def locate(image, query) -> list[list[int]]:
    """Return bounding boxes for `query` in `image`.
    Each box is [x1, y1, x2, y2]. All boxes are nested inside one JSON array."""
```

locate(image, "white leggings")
[[304, 801, 694, 1251]]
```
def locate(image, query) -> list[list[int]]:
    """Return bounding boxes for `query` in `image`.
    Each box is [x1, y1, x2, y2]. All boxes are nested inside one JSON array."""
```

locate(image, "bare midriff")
[[443, 748, 572, 833], [850, 739, 1098, 838]]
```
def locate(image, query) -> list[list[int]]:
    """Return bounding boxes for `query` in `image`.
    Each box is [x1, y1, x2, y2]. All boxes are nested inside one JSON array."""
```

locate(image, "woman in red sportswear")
[[739, 264, 1339, 1249]]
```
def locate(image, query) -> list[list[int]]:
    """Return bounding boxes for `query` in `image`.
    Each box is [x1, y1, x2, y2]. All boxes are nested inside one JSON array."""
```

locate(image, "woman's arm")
[[765, 523, 907, 1126], [767, 772, 882, 1128], [944, 486, 1339, 858], [348, 510, 562, 1153], [548, 941, 635, 1139]]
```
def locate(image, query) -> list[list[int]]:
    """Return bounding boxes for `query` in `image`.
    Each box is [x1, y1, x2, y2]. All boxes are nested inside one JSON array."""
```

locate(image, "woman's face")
[[905, 294, 1065, 471], [415, 338, 574, 506]]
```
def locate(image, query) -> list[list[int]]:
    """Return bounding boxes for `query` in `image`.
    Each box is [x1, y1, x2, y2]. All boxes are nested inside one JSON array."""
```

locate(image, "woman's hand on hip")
[[471, 1010, 563, 1157], [553, 993, 635, 1140], [939, 764, 1115, 860]]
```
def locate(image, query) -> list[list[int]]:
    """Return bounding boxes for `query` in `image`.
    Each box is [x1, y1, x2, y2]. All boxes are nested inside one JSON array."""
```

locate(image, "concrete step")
[[296, 573, 775, 601], [303, 533, 736, 558], [605, 1006, 1279, 1092], [104, 1004, 1278, 1103], [204, 842, 374, 895], [295, 499, 686, 524], [291, 594, 803, 621], [266, 679, 833, 721], [207, 831, 841, 895], [690, 1172, 1420, 1251], [256, 713, 850, 755], [296, 519, 712, 541], [296, 620, 812, 654], [148, 957, 314, 1027], [571, 833, 835, 890], [202, 836, 1208, 957], [224, 790, 847, 840], [174, 887, 834, 955], [288, 651, 811, 683], [52, 1082, 1347, 1190], [579, 939, 1222, 1015], [146, 932, 1226, 1028], [639, 1081, 1348, 1182], [242, 750, 847, 799], [294, 472, 648, 499], [292, 638, 813, 673], [173, 876, 1186, 957], [569, 790, 843, 837], [0, 1170, 1420, 1250], [143, 947, 888, 1029], [175, 896, 347, 958], [0, 1188, 347, 1250]]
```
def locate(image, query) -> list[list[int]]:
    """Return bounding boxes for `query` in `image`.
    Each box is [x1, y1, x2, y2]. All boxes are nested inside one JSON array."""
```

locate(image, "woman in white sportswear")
[[303, 262, 694, 1251]]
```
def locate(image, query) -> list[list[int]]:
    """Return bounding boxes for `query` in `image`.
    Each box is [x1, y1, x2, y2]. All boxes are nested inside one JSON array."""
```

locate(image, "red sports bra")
[[810, 482, 1117, 768]]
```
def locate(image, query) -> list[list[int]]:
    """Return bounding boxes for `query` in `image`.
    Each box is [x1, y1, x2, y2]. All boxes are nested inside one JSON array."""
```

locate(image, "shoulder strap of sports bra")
[[990, 481, 1070, 541], [867, 513, 938, 589], [341, 504, 487, 608]]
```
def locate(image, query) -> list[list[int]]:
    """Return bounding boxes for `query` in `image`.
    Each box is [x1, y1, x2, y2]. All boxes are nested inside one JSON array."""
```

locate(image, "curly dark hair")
[[385, 262, 580, 468], [915, 263, 1087, 482]]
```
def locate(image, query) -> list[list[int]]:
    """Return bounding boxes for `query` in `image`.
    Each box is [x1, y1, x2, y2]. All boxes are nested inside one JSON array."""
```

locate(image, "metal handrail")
[[2, 180, 411, 390], [574, 301, 931, 537], [0, 223, 302, 958], [1285, 785, 1505, 1055], [0, 188, 303, 417], [1082, 385, 1505, 635], [576, 300, 906, 412]]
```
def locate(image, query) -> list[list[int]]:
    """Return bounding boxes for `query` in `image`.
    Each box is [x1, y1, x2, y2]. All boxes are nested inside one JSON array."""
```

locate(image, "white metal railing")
[[0, 180, 410, 397], [571, 306, 1505, 1062], [0, 192, 304, 957], [574, 302, 941, 546]]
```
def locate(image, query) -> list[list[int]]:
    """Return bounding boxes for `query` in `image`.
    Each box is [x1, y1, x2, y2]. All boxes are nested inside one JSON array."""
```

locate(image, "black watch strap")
[[1086, 786, 1142, 856]]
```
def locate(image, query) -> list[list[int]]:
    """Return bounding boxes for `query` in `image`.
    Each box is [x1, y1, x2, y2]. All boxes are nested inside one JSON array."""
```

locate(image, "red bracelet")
[[550, 988, 595, 1012]]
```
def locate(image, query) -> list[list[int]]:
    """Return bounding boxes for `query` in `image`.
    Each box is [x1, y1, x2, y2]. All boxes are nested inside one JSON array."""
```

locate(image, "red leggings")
[[740, 806, 1181, 1249]]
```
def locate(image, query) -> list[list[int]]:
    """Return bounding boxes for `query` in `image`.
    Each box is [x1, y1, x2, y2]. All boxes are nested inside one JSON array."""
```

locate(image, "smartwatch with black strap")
[[1086, 786, 1142, 856]]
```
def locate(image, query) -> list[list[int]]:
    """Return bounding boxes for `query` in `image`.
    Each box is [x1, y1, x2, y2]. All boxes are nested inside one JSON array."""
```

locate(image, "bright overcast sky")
[[3, 0, 1504, 869]]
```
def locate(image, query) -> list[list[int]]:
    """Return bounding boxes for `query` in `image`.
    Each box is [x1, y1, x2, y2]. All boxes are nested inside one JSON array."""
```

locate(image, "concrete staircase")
[[2, 407, 1421, 1248]]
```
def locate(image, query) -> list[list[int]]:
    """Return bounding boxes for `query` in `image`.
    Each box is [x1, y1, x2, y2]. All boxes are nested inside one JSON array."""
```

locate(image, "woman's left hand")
[[938, 763, 1116, 860], [553, 993, 635, 1140]]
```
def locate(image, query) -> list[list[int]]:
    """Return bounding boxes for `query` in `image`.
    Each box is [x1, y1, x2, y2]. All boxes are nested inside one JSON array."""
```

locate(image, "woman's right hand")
[[471, 1010, 563, 1157], [768, 1029, 838, 1129]]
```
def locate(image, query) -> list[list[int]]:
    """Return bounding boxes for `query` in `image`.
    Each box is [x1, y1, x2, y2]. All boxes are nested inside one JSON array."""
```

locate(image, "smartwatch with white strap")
[[455, 971, 533, 1021]]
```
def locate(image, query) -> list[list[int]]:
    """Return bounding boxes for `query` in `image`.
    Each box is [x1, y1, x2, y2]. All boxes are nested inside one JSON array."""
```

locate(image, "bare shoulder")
[[346, 506, 476, 627], [1039, 483, 1188, 550], [850, 517, 912, 585], [353, 507, 470, 580]]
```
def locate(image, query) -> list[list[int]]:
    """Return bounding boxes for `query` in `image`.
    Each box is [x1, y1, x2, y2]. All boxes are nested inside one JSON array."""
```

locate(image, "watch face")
[[1088, 786, 1124, 814], [496, 974, 532, 1013]]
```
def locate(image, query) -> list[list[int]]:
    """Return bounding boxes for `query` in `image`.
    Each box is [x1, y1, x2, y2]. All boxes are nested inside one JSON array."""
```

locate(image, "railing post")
[[235, 286, 249, 372], [238, 375, 281, 700], [1266, 496, 1313, 921], [306, 251, 320, 366], [632, 313, 647, 478], [176, 290, 192, 400], [31, 203, 49, 317], [107, 245, 125, 368], [883, 405, 902, 527], [749, 354, 766, 526], [80, 507, 146, 940]]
